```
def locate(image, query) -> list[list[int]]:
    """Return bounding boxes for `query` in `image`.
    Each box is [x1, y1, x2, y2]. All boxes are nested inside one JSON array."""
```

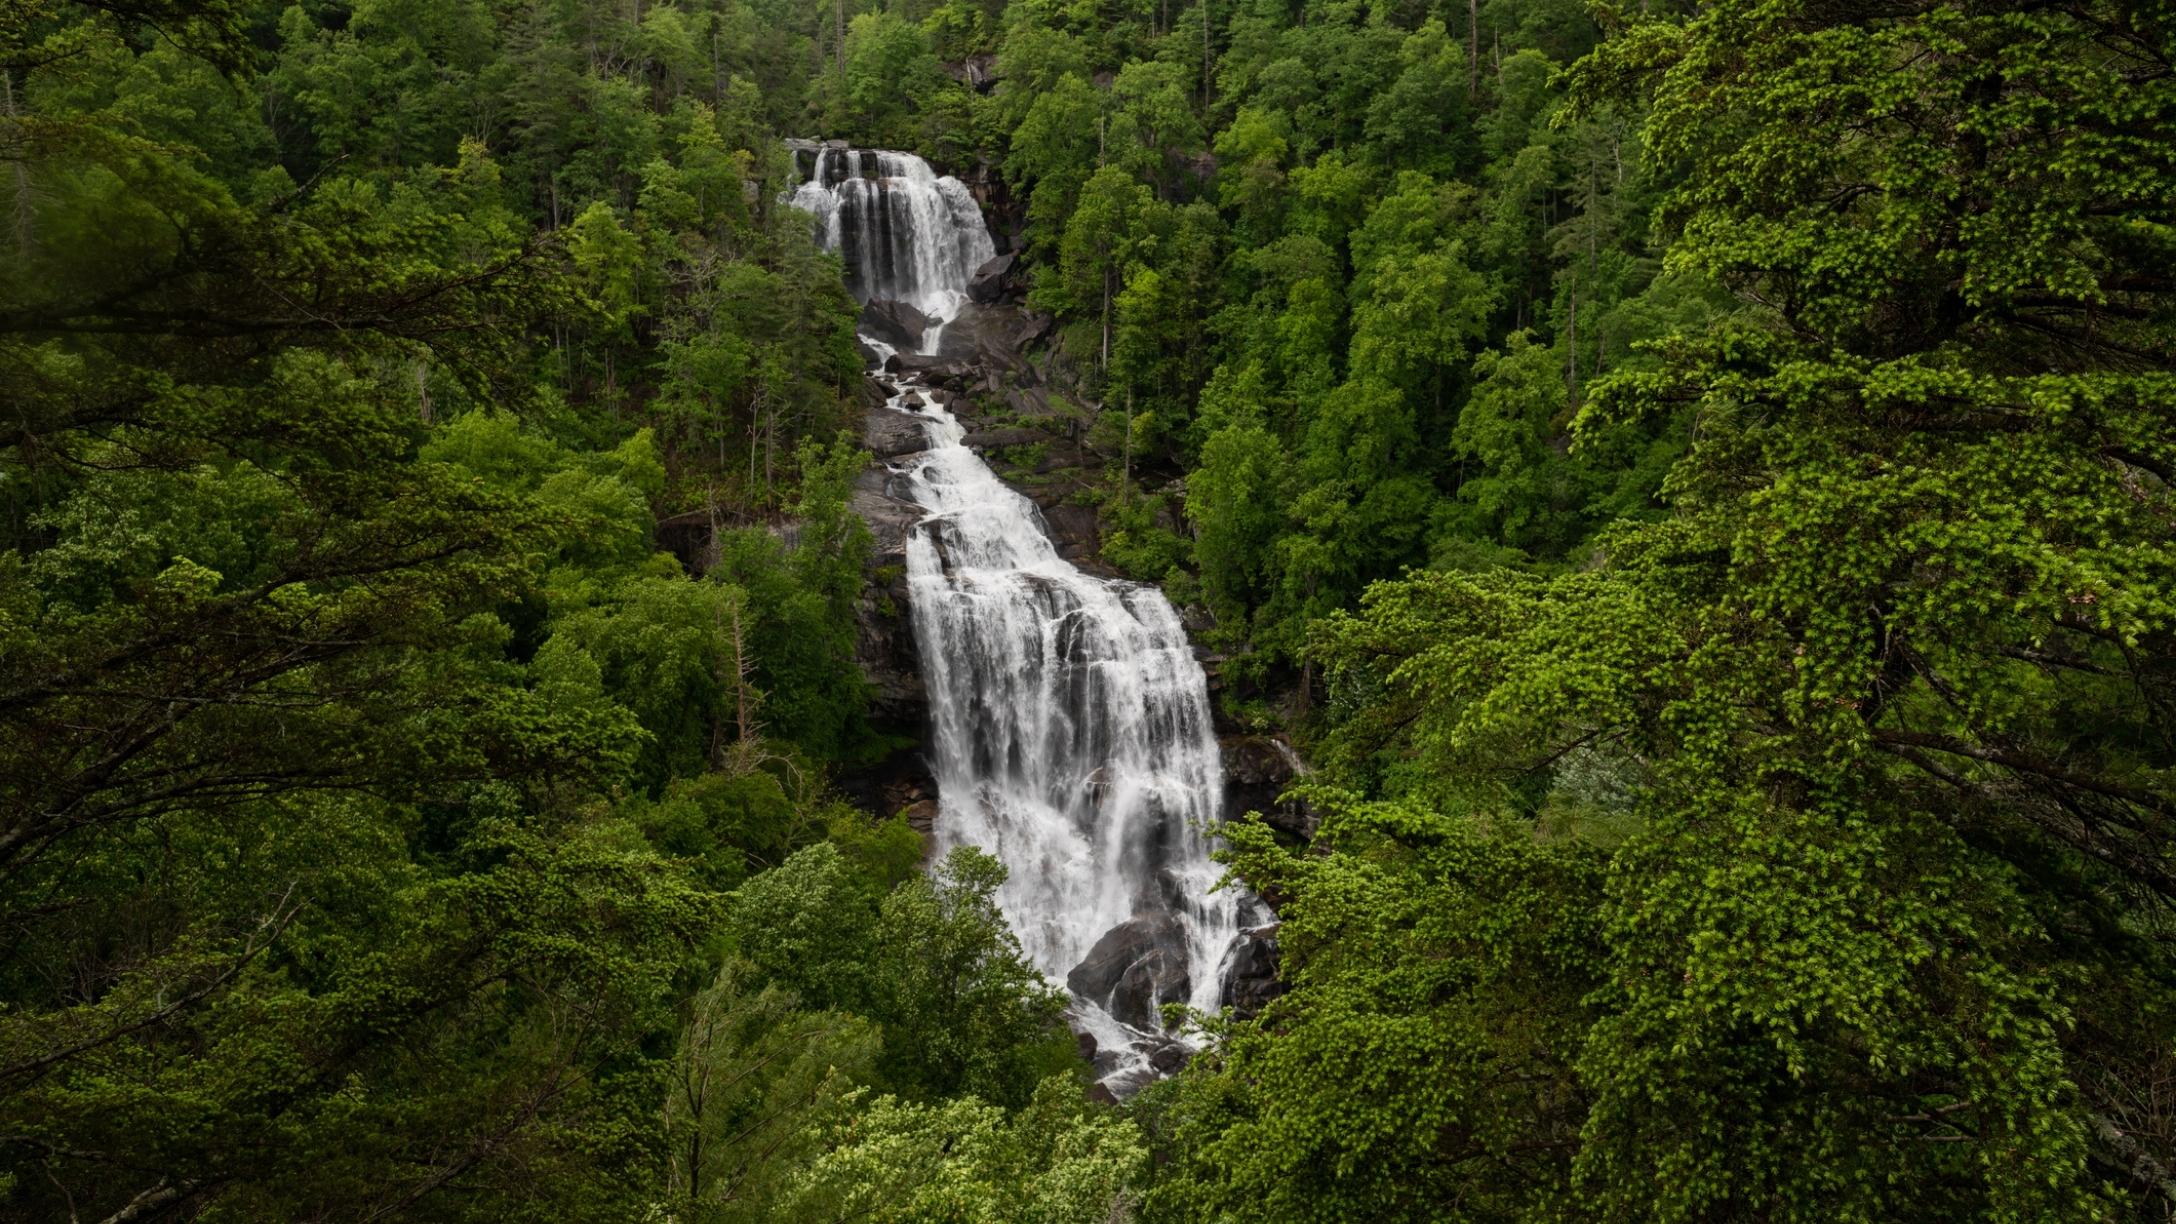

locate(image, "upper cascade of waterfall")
[[790, 141, 1262, 1094], [788, 142, 995, 323]]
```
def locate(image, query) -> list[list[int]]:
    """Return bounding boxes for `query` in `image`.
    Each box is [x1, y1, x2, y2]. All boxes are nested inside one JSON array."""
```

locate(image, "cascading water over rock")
[[789, 143, 995, 327], [790, 144, 1263, 1092]]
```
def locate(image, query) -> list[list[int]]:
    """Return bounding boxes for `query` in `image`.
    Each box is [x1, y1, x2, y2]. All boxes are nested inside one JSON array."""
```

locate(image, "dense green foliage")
[[858, 0, 2166, 1215], [4, 0, 2170, 1219], [936, 0, 1717, 694], [0, 1, 1107, 1218], [1049, 0, 2165, 1217]]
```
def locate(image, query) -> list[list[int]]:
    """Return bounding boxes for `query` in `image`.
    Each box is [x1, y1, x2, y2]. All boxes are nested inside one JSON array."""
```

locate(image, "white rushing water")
[[791, 144, 1258, 1092], [789, 144, 995, 326]]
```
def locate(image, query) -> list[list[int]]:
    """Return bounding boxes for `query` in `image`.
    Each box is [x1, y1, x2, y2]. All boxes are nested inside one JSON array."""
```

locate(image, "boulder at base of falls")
[[1067, 914, 1190, 1031], [1218, 925, 1284, 1019], [860, 298, 932, 351], [1148, 1042, 1191, 1074], [966, 252, 1016, 304], [1091, 1036, 1190, 1100]]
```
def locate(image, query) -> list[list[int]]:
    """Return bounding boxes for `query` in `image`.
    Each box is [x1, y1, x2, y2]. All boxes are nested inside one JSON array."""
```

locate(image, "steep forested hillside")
[[1, 0, 2171, 1220], [0, 1, 1120, 1217]]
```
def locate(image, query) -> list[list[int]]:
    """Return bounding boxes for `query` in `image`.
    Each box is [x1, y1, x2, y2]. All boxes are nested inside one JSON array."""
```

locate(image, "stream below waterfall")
[[791, 143, 1264, 1094]]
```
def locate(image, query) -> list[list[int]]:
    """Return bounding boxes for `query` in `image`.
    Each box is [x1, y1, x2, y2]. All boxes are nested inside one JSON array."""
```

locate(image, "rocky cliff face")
[[1220, 734, 1319, 843]]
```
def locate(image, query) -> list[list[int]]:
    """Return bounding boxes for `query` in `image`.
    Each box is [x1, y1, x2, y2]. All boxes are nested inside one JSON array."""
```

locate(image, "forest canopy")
[[1, 0, 2171, 1219]]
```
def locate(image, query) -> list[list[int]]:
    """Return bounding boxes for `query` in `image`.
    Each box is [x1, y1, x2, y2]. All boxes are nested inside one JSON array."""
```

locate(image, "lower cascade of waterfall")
[[791, 144, 1262, 1093]]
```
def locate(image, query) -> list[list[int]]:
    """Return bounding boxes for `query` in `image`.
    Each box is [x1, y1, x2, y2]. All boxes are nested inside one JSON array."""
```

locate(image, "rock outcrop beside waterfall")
[[1220, 734, 1320, 843]]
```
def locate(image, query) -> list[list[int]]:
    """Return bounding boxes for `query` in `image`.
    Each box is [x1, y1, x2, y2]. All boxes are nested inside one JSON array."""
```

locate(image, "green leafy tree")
[[664, 961, 883, 1221], [727, 844, 1073, 1107], [1048, 164, 1160, 376], [1142, 794, 1602, 1223], [866, 847, 1073, 1105], [1446, 330, 1586, 556], [1159, 0, 2176, 1217], [775, 1077, 1145, 1223]]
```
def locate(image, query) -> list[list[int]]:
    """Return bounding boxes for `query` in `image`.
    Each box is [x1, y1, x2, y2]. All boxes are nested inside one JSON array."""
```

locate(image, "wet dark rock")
[[1221, 734, 1318, 842], [1219, 924, 1284, 1019], [900, 799, 939, 835], [655, 509, 718, 574], [943, 53, 999, 93], [964, 427, 1043, 450], [881, 773, 933, 807], [1148, 1042, 1192, 1074], [1076, 1030, 1099, 1062], [1221, 735, 1289, 790], [834, 747, 931, 822], [935, 300, 1032, 377], [851, 468, 920, 564], [967, 252, 1016, 304], [850, 597, 922, 727], [1041, 504, 1100, 561], [861, 298, 933, 352], [1068, 914, 1189, 1030], [1086, 1083, 1119, 1107], [864, 406, 929, 460], [848, 467, 926, 729], [1179, 602, 1216, 638], [885, 351, 969, 379]]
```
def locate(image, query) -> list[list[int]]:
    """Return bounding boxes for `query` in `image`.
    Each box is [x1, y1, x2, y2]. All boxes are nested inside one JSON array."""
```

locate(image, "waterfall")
[[791, 144, 1260, 1093], [789, 143, 995, 323]]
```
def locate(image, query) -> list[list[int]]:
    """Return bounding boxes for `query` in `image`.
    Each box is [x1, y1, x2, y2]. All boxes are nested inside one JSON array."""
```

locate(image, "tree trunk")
[[1101, 264, 1113, 376], [1123, 392, 1134, 504], [1468, 0, 1480, 103], [763, 401, 777, 500], [729, 599, 753, 746], [1565, 289, 1578, 404]]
